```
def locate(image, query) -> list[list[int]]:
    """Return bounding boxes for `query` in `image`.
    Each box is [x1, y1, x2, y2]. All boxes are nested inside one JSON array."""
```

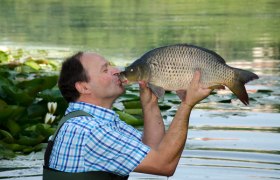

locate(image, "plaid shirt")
[[49, 102, 150, 176]]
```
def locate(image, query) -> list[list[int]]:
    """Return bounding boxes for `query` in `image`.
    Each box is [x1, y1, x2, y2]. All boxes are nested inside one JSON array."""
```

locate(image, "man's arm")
[[134, 71, 212, 176], [139, 81, 165, 148]]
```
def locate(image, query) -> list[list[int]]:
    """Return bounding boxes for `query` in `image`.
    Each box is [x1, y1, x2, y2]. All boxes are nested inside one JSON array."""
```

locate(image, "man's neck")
[[76, 97, 114, 109]]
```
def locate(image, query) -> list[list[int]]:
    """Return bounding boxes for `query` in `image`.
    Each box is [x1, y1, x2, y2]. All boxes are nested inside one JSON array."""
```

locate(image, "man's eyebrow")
[[100, 62, 109, 70]]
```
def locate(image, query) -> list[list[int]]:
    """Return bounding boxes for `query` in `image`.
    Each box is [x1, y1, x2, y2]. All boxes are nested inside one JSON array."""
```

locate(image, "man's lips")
[[115, 78, 128, 86], [121, 79, 128, 84]]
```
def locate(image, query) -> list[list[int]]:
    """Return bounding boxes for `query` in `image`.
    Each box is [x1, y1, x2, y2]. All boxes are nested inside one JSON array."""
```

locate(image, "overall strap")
[[44, 110, 93, 168], [50, 110, 93, 141]]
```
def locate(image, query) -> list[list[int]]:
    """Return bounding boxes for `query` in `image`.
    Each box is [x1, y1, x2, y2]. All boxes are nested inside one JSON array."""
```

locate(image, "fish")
[[119, 44, 259, 105]]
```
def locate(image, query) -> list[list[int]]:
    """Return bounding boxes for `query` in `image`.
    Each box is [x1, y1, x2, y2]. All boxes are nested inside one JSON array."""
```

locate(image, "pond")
[[0, 0, 279, 179]]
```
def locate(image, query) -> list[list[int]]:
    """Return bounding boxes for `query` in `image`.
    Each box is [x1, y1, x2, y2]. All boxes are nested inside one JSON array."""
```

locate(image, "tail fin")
[[227, 68, 259, 105]]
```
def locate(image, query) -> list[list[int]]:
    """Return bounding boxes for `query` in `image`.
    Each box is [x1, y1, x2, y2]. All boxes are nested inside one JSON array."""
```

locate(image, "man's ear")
[[75, 81, 91, 94]]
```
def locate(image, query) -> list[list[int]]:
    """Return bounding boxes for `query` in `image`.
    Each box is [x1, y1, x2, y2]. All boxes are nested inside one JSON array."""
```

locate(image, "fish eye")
[[130, 68, 134, 72]]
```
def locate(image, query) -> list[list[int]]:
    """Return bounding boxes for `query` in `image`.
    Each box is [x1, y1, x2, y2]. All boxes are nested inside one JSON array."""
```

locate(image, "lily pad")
[[0, 51, 9, 63], [24, 60, 41, 70], [2, 86, 33, 106], [0, 105, 25, 122], [116, 111, 143, 126], [124, 108, 143, 115], [6, 120, 21, 136], [17, 135, 45, 146], [123, 101, 142, 109], [17, 75, 58, 96], [0, 144, 15, 159], [0, 130, 14, 143]]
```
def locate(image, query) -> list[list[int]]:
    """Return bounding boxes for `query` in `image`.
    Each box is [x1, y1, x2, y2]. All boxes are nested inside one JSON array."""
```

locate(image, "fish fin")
[[176, 90, 187, 101], [147, 83, 165, 98], [181, 44, 226, 63], [209, 85, 226, 90], [227, 68, 259, 105]]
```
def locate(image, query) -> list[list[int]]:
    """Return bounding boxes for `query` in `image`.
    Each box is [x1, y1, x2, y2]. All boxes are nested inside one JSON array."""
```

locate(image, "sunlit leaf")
[[124, 108, 142, 115], [116, 111, 143, 126], [24, 60, 41, 70], [47, 60, 60, 70], [0, 129, 14, 143], [123, 100, 142, 109], [0, 51, 9, 63]]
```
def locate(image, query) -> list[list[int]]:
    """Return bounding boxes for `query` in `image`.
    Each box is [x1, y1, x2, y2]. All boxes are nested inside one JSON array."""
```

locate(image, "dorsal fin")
[[178, 44, 226, 64]]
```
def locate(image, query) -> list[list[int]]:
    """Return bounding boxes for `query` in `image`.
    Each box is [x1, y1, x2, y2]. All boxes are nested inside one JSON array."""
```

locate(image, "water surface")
[[0, 0, 279, 179]]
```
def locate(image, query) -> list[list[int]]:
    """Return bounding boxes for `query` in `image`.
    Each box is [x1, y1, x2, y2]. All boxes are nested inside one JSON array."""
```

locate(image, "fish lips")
[[118, 71, 129, 84]]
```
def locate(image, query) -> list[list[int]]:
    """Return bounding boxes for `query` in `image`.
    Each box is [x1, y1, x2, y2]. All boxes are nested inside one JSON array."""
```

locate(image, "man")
[[45, 52, 212, 178]]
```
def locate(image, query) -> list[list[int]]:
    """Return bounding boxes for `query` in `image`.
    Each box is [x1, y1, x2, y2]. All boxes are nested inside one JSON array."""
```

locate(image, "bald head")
[[80, 53, 106, 69], [79, 53, 109, 79]]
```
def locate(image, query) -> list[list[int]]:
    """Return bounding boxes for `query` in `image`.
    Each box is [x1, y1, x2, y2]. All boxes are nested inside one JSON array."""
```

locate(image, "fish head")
[[119, 60, 148, 84], [119, 66, 140, 84]]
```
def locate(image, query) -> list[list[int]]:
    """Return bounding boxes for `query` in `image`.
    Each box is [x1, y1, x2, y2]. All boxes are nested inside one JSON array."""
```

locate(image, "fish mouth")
[[118, 72, 129, 84]]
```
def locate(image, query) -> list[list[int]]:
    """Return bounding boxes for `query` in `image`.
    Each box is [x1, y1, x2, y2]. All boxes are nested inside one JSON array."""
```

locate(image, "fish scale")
[[120, 44, 259, 105]]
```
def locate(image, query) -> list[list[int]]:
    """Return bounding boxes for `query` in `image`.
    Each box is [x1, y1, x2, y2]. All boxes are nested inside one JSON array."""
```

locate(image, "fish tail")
[[227, 68, 259, 105]]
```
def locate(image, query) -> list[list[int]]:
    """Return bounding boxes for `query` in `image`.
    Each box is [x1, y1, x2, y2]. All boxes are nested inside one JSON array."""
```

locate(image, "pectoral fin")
[[147, 83, 165, 98], [209, 85, 226, 90], [176, 90, 187, 101]]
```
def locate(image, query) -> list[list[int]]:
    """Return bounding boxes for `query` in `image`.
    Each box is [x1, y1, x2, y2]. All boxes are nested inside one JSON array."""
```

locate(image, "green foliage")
[[0, 49, 66, 158], [0, 51, 9, 63], [116, 111, 143, 126]]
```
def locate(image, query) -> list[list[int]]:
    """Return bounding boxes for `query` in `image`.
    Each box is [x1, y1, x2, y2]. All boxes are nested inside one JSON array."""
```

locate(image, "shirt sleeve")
[[84, 125, 150, 176]]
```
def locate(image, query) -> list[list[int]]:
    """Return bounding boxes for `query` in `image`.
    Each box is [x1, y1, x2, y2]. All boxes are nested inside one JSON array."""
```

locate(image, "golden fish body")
[[120, 44, 259, 105]]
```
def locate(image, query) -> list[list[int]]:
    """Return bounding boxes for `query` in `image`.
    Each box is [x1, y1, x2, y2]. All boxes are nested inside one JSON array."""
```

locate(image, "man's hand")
[[181, 70, 212, 108], [139, 81, 158, 107]]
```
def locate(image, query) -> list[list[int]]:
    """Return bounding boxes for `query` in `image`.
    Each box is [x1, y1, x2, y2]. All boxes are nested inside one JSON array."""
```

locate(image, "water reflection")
[[0, 0, 280, 180], [0, 0, 279, 61]]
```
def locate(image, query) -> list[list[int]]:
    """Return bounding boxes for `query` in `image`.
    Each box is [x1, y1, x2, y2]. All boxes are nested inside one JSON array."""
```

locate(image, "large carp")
[[119, 44, 259, 105]]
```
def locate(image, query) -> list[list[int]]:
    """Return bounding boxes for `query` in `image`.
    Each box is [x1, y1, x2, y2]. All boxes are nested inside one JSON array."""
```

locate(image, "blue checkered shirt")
[[49, 102, 150, 176]]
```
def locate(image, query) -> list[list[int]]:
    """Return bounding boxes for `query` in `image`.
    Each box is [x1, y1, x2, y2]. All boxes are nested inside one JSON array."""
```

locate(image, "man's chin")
[[119, 86, 126, 95]]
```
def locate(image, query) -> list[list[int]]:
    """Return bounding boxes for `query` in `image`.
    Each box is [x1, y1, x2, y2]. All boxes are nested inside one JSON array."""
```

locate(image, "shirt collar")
[[66, 102, 119, 122]]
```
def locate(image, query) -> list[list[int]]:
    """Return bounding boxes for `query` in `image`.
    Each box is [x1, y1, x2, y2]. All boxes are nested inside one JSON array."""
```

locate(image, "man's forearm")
[[142, 102, 165, 148], [157, 103, 191, 165], [134, 103, 192, 176]]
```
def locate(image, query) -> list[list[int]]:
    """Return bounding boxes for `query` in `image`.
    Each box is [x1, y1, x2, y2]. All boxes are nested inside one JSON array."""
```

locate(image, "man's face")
[[80, 53, 125, 100]]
